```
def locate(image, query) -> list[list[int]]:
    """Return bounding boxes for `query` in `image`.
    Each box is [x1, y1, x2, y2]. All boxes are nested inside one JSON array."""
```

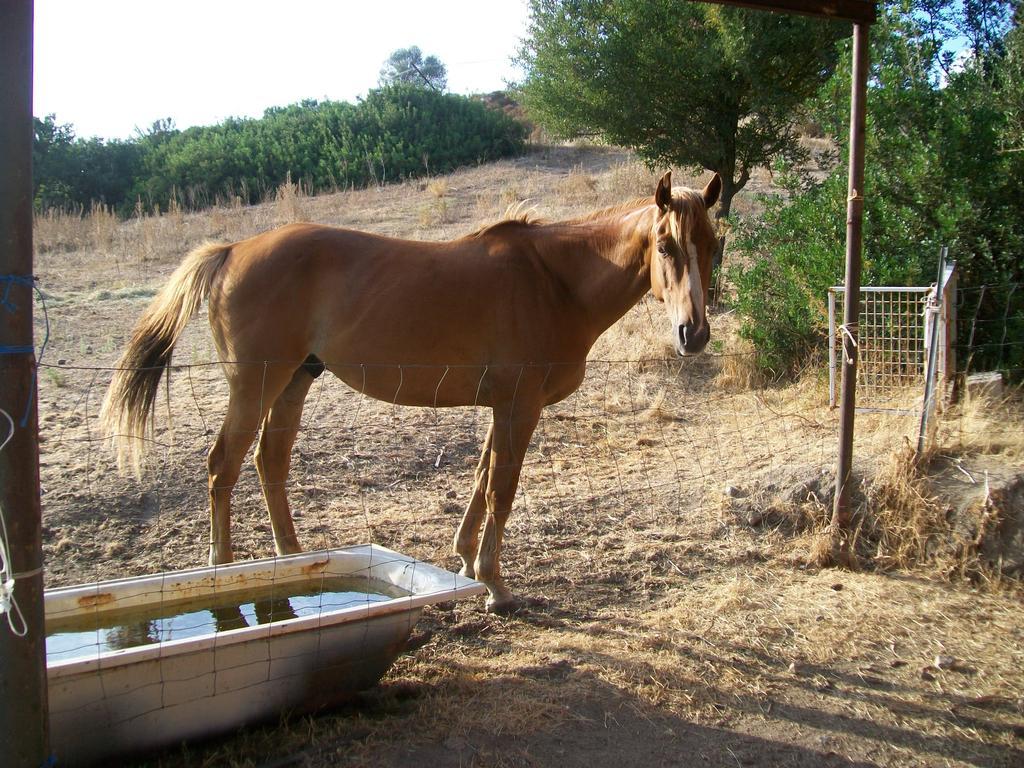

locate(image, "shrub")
[[35, 87, 528, 215]]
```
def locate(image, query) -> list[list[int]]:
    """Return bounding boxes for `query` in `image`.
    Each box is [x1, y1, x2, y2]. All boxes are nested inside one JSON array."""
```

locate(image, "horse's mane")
[[464, 203, 543, 239], [464, 186, 708, 239], [465, 197, 649, 239], [557, 186, 709, 224], [561, 197, 651, 224]]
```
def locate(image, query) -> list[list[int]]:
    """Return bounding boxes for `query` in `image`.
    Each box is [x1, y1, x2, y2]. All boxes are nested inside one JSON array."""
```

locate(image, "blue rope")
[[1, 274, 34, 314], [0, 275, 48, 427]]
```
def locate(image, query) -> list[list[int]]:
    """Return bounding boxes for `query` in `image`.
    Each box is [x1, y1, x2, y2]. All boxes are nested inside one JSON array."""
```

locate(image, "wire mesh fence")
[[36, 279, 1020, 593], [37, 332, 842, 590], [16, 274, 1024, 766], [29, 290, 854, 758], [18, 213, 1023, 763], [957, 282, 1024, 383]]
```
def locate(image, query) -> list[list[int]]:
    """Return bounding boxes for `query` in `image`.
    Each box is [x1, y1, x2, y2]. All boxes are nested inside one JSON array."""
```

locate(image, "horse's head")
[[648, 171, 721, 356]]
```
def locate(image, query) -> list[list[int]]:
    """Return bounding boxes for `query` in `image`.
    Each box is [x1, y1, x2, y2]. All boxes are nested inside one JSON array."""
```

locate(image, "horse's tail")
[[100, 241, 232, 474]]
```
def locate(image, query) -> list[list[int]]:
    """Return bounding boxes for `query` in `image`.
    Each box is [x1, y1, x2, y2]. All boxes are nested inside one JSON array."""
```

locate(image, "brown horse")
[[100, 171, 721, 612]]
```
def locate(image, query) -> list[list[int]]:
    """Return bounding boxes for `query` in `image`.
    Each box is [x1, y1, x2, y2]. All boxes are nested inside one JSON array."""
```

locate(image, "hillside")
[[32, 145, 1024, 768]]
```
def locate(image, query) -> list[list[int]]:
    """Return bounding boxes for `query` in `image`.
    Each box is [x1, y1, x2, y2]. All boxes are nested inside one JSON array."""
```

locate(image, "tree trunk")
[[709, 175, 735, 306], [709, 166, 748, 306]]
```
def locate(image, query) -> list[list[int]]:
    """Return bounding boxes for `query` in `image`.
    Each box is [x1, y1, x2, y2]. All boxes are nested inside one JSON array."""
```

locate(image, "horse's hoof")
[[485, 594, 524, 615]]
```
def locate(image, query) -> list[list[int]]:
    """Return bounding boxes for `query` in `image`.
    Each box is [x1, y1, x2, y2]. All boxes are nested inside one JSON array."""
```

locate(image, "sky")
[[33, 0, 532, 141]]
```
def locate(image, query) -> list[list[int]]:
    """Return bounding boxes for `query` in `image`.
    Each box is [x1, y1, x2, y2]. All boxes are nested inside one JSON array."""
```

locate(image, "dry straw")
[[274, 171, 309, 224]]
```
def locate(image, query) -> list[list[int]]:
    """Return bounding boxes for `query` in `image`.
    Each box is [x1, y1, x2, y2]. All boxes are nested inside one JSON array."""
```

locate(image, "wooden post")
[[0, 2, 50, 766], [830, 21, 870, 565], [701, 3, 877, 566]]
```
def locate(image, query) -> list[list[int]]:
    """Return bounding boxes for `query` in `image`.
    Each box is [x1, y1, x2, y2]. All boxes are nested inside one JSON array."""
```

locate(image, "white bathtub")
[[45, 545, 484, 766]]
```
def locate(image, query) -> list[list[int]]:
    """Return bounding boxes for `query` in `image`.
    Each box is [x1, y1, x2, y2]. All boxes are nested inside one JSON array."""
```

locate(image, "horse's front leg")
[[453, 421, 493, 578], [474, 403, 541, 614]]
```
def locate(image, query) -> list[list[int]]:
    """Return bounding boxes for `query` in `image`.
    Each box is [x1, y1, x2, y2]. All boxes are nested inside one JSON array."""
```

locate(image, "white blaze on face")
[[684, 233, 705, 324], [663, 209, 704, 333], [664, 211, 682, 329]]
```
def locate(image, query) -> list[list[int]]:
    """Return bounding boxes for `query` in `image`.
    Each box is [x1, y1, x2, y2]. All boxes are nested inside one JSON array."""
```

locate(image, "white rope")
[[0, 407, 29, 636], [838, 323, 858, 365]]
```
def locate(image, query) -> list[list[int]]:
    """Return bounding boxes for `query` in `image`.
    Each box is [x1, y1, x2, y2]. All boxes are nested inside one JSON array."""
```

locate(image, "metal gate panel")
[[828, 286, 931, 413]]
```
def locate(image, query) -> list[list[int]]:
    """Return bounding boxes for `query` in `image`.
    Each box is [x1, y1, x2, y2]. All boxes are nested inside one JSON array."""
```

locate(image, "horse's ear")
[[655, 171, 672, 211], [702, 173, 722, 209]]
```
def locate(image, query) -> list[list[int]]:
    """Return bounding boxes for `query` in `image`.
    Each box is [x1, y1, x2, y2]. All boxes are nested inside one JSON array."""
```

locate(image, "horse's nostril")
[[679, 322, 709, 354]]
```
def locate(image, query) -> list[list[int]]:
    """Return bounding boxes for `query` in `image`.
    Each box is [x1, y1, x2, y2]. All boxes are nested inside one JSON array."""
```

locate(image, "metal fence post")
[[940, 261, 957, 402], [917, 249, 955, 456], [917, 260, 943, 458], [828, 288, 837, 408], [830, 20, 870, 565], [0, 2, 50, 766]]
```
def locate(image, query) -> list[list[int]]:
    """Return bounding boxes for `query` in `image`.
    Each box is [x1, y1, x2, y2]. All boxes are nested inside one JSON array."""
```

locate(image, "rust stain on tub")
[[77, 593, 115, 608], [301, 558, 330, 575]]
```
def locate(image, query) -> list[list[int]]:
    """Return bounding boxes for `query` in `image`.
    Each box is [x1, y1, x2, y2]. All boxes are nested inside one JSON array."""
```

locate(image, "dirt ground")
[[31, 146, 1024, 767]]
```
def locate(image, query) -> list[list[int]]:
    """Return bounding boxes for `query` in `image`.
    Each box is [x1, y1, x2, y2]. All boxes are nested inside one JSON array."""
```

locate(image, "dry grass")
[[853, 389, 1024, 574], [418, 197, 451, 227], [602, 160, 662, 199], [274, 171, 309, 224], [945, 388, 1024, 460], [713, 335, 765, 392], [89, 201, 118, 254], [33, 206, 90, 253], [589, 296, 674, 364], [862, 439, 952, 570], [775, 389, 1024, 582], [426, 178, 450, 198], [557, 165, 599, 205]]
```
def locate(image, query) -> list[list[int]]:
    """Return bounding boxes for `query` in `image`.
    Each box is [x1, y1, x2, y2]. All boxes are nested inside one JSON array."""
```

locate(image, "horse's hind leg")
[[453, 421, 493, 578], [207, 363, 294, 565], [254, 367, 315, 556]]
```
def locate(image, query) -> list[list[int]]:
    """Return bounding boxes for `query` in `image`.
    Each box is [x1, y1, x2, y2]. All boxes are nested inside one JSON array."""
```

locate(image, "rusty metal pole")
[[0, 1, 51, 766], [830, 21, 870, 565]]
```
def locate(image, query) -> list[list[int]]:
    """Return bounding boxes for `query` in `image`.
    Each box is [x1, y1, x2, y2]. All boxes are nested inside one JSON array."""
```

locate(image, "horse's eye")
[[657, 243, 668, 255]]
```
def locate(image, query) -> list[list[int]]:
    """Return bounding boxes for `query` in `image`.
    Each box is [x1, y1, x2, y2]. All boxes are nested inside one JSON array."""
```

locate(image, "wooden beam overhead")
[[702, 0, 877, 24]]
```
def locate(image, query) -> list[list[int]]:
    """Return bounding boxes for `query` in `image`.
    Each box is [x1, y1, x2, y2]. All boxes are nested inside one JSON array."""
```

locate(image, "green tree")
[[731, 0, 1022, 376], [32, 115, 144, 211], [517, 0, 845, 232], [379, 46, 448, 91], [33, 115, 76, 209]]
